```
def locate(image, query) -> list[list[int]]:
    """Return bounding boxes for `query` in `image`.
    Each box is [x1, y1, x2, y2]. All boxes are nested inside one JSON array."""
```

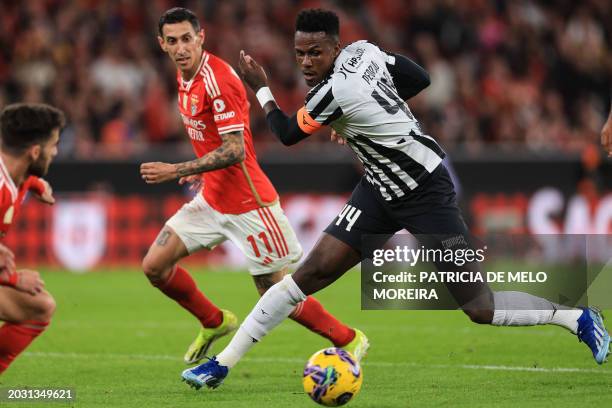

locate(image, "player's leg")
[[142, 225, 223, 328], [218, 185, 394, 366], [183, 233, 361, 389], [400, 165, 610, 363], [181, 179, 397, 389], [252, 268, 360, 350], [239, 202, 357, 348], [142, 195, 237, 363], [0, 285, 56, 374]]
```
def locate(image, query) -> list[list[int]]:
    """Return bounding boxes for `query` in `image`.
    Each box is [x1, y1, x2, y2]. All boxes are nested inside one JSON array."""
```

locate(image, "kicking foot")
[[577, 307, 611, 365], [182, 357, 229, 390]]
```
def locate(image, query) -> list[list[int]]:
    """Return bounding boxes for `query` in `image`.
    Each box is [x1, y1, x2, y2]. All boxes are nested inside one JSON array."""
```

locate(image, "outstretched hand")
[[238, 50, 268, 92]]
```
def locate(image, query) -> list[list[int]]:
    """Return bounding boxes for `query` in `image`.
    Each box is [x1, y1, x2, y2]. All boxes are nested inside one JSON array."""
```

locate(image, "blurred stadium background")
[[0, 0, 610, 271]]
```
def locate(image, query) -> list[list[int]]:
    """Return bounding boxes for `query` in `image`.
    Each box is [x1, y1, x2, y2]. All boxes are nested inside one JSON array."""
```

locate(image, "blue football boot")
[[577, 307, 611, 365], [181, 357, 229, 390]]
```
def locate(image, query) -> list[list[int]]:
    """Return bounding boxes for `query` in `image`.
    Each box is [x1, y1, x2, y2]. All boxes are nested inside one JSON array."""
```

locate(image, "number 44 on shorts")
[[335, 204, 362, 232]]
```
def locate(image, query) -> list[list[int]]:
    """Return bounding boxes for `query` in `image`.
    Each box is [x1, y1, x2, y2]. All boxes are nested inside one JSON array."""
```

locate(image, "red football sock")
[[154, 266, 223, 328], [290, 296, 355, 347], [0, 320, 49, 374]]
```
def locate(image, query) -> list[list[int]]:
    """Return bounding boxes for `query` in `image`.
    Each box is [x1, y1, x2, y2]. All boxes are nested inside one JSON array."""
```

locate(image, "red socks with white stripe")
[[153, 266, 223, 328], [290, 296, 355, 346], [0, 321, 49, 374]]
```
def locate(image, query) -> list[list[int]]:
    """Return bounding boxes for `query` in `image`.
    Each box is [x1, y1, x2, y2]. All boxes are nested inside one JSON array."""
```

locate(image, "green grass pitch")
[[1, 268, 611, 407]]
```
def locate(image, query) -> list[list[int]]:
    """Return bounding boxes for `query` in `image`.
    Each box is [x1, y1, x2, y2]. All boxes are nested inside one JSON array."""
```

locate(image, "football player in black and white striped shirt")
[[181, 8, 610, 390]]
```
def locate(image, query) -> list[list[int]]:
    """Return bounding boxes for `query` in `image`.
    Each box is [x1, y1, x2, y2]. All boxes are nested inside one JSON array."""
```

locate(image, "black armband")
[[266, 108, 310, 146]]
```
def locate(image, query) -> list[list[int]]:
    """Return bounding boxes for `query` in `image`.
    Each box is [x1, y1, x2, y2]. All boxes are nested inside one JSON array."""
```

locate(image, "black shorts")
[[324, 164, 470, 255]]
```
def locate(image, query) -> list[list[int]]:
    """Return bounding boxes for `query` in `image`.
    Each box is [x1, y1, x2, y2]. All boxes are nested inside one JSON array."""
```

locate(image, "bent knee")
[[142, 254, 173, 283], [29, 292, 56, 322], [463, 309, 493, 324]]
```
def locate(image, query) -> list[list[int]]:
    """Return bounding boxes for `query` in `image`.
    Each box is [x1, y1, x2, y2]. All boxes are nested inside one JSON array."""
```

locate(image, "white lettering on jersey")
[[187, 128, 204, 141], [180, 113, 206, 130], [214, 111, 236, 121]]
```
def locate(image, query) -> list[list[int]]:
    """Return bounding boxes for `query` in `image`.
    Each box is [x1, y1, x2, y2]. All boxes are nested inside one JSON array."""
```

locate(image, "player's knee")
[[29, 292, 56, 322], [464, 308, 493, 325], [142, 253, 172, 284]]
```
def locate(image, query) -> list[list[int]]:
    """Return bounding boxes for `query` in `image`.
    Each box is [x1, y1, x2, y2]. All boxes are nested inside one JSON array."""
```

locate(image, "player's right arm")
[[238, 51, 315, 146]]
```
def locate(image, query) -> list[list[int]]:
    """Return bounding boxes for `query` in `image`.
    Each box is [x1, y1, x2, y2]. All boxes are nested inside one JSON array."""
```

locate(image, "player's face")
[[29, 128, 59, 177], [158, 21, 204, 77], [295, 31, 340, 87]]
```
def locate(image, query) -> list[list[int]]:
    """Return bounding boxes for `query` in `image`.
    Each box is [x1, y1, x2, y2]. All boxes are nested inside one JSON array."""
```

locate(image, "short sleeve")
[[206, 65, 247, 135]]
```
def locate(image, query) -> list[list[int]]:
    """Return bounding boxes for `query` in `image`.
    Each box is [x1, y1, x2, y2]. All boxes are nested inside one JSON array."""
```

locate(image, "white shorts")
[[166, 195, 303, 276]]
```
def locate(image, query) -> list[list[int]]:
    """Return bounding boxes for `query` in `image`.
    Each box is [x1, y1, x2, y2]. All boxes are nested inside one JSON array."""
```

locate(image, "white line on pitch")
[[23, 351, 611, 374]]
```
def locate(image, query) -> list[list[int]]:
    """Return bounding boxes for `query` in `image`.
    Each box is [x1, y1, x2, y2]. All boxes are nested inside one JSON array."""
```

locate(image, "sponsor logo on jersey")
[[214, 111, 236, 121], [213, 98, 226, 112], [187, 127, 205, 141], [339, 47, 365, 75], [180, 113, 206, 130]]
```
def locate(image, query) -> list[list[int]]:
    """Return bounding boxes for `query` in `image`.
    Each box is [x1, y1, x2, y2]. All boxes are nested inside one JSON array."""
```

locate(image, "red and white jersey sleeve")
[[204, 64, 246, 136]]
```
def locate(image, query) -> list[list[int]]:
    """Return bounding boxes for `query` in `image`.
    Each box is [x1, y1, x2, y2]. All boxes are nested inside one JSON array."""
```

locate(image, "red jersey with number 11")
[[176, 50, 278, 214]]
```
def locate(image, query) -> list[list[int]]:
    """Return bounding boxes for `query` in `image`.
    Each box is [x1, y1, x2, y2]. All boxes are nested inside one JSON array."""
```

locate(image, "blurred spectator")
[[0, 0, 609, 158]]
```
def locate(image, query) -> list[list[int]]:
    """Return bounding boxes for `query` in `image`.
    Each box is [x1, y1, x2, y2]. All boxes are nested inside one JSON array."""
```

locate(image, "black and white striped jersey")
[[303, 41, 445, 201]]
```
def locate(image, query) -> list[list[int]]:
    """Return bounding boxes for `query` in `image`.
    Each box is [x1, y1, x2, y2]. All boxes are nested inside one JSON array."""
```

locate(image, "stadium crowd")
[[0, 0, 610, 158]]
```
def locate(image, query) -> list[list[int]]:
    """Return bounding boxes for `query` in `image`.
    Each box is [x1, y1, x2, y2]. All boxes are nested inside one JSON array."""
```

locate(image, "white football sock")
[[492, 291, 581, 333], [216, 275, 306, 367]]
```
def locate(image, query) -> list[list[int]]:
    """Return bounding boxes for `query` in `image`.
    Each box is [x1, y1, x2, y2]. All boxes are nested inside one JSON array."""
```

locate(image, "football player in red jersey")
[[0, 103, 64, 374], [140, 7, 368, 366]]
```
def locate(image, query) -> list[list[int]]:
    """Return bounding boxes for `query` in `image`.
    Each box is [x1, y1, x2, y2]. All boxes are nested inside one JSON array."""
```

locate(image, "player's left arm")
[[140, 131, 245, 183]]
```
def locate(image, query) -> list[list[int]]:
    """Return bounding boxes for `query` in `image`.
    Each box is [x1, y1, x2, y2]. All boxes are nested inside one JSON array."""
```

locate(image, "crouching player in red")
[[0, 103, 64, 374]]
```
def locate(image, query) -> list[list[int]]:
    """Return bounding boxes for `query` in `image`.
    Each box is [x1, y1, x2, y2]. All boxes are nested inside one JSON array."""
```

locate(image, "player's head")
[[295, 9, 341, 87], [0, 103, 64, 177], [158, 7, 205, 76]]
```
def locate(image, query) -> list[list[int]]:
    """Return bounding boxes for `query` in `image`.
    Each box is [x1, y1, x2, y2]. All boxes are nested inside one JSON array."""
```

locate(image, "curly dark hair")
[[295, 9, 340, 40]]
